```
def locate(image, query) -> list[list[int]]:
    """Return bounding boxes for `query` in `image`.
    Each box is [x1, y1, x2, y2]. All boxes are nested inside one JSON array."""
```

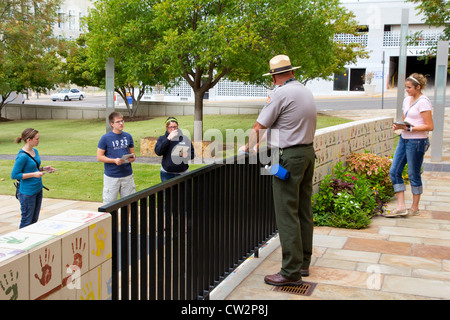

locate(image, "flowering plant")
[[313, 157, 393, 229], [346, 152, 394, 202]]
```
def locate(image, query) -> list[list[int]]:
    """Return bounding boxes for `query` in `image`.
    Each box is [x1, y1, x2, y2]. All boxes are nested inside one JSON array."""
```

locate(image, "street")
[[24, 92, 449, 112]]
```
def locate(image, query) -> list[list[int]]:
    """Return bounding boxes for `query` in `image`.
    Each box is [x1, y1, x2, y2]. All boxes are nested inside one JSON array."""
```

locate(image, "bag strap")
[[19, 150, 40, 170], [405, 96, 431, 118], [19, 150, 49, 191]]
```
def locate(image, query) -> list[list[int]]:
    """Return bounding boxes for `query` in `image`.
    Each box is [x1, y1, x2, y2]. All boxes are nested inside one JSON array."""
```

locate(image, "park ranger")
[[242, 54, 317, 286]]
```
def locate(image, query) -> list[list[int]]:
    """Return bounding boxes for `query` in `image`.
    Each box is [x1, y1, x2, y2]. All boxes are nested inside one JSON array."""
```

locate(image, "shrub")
[[313, 153, 394, 229], [346, 152, 394, 203], [313, 163, 377, 229]]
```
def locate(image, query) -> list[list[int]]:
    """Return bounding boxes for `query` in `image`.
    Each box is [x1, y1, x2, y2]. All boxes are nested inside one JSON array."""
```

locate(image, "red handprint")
[[34, 248, 54, 286], [64, 237, 86, 287], [66, 237, 86, 270]]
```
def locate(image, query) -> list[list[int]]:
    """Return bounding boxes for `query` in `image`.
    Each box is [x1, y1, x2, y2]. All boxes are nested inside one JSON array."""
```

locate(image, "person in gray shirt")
[[242, 55, 317, 286]]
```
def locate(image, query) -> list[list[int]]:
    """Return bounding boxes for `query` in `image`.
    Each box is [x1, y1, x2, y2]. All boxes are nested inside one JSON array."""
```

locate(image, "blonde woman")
[[11, 128, 55, 228], [387, 73, 433, 217]]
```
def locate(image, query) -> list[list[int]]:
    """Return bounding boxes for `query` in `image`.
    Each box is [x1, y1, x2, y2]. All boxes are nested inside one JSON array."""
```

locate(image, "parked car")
[[51, 89, 85, 101]]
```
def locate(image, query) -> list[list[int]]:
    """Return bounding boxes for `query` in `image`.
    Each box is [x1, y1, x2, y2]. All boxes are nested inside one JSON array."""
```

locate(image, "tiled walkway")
[[216, 108, 450, 300], [219, 171, 450, 300]]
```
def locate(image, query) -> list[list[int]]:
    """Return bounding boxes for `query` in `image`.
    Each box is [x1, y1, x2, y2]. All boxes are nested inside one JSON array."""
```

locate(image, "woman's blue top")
[[11, 149, 43, 195]]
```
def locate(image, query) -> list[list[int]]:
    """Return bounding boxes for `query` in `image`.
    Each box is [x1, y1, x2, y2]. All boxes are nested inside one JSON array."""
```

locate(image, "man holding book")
[[97, 112, 136, 204]]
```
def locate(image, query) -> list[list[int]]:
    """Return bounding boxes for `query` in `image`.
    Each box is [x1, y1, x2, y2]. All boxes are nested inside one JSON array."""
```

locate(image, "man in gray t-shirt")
[[243, 55, 317, 287]]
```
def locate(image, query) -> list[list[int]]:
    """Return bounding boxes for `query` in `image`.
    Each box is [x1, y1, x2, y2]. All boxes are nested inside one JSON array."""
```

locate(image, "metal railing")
[[98, 154, 277, 300]]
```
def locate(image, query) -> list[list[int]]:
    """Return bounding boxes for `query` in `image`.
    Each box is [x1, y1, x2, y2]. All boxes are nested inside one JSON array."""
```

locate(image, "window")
[[57, 8, 65, 29], [68, 10, 75, 30]]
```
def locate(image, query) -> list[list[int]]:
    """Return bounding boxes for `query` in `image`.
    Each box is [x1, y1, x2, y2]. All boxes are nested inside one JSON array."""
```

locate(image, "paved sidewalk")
[[214, 108, 450, 300], [217, 171, 450, 300]]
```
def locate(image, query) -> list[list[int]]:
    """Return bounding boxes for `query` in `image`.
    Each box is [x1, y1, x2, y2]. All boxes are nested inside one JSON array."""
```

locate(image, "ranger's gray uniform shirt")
[[257, 79, 317, 148]]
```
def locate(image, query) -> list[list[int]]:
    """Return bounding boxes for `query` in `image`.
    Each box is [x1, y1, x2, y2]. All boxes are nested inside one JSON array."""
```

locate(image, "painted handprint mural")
[[0, 270, 19, 300], [34, 248, 54, 286], [0, 211, 111, 300]]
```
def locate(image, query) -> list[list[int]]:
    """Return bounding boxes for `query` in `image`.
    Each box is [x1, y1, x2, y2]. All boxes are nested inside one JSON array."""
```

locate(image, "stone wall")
[[141, 117, 394, 190], [1, 101, 264, 120], [312, 116, 394, 192], [0, 210, 111, 300]]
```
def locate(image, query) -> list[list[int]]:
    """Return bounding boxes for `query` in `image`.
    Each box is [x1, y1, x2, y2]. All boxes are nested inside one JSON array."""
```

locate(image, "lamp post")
[[105, 58, 115, 133], [430, 41, 449, 162]]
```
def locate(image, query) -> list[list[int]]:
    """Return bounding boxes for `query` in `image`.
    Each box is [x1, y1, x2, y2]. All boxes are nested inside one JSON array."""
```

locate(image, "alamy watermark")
[[172, 127, 280, 175]]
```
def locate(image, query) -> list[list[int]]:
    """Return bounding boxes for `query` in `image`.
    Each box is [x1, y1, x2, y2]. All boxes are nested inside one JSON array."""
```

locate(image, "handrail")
[[98, 152, 277, 300]]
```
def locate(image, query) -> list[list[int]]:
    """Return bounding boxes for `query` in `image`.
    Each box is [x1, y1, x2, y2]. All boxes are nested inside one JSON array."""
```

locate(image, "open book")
[[121, 154, 135, 163], [394, 121, 414, 127]]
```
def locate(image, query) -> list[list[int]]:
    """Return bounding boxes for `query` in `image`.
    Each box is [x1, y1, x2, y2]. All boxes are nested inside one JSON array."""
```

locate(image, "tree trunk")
[[0, 93, 12, 119], [193, 90, 204, 144]]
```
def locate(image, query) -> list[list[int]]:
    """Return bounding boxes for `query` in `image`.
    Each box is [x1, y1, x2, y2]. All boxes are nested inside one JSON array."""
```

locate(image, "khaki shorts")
[[103, 174, 136, 204]]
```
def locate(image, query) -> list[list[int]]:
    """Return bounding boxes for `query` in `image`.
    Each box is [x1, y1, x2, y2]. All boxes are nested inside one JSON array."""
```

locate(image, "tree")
[[0, 0, 63, 115], [81, 0, 170, 118], [408, 0, 450, 40], [79, 0, 366, 139], [150, 0, 368, 142], [62, 35, 104, 89]]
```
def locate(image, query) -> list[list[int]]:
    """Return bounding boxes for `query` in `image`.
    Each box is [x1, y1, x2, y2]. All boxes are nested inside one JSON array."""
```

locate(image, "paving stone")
[[379, 226, 450, 240], [344, 237, 411, 255], [382, 275, 450, 299], [313, 234, 347, 249], [411, 243, 450, 260], [322, 248, 381, 264], [379, 254, 442, 271], [432, 211, 450, 220]]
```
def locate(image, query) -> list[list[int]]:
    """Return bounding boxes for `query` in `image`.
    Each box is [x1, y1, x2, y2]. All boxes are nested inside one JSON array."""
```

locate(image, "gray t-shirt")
[[257, 79, 317, 148]]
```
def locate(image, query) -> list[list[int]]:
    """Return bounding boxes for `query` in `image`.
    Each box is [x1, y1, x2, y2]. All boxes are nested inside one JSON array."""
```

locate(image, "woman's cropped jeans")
[[389, 136, 429, 195]]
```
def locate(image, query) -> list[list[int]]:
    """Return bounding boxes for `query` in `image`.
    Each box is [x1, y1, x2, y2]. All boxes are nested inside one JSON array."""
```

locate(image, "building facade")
[[310, 0, 445, 97], [18, 0, 445, 103], [54, 0, 92, 41], [161, 0, 446, 101]]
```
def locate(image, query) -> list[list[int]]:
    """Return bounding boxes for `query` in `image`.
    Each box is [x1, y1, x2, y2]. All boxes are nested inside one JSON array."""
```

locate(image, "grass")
[[0, 161, 204, 202], [0, 114, 352, 202]]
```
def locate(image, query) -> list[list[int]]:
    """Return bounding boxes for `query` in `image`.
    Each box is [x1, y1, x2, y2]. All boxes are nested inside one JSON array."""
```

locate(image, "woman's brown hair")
[[15, 128, 38, 144]]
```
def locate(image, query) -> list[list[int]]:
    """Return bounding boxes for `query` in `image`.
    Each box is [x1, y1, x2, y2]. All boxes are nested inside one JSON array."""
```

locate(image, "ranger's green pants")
[[272, 144, 315, 280]]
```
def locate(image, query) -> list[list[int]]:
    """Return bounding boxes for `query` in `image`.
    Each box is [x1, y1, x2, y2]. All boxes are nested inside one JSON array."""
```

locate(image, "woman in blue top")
[[11, 128, 55, 228]]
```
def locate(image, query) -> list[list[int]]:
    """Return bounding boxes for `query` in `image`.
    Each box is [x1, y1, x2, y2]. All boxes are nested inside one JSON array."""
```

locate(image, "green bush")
[[313, 153, 394, 229]]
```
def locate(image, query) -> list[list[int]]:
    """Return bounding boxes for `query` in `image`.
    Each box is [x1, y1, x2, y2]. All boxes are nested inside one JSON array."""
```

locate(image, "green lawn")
[[0, 114, 351, 202]]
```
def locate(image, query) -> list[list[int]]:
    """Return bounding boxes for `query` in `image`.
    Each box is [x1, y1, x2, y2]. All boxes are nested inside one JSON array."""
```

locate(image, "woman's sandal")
[[384, 208, 408, 218]]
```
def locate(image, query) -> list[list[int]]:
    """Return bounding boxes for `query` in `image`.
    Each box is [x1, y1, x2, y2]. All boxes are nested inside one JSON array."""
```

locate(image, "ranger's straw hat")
[[263, 54, 300, 76]]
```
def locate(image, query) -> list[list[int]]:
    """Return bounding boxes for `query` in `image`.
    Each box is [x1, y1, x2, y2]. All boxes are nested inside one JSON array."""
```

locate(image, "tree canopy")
[[74, 0, 367, 141], [149, 0, 367, 141], [408, 0, 450, 41], [0, 0, 63, 112], [77, 0, 169, 117]]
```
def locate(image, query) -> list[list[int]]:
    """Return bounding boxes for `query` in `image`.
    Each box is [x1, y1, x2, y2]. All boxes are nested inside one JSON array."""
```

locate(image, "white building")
[[26, 0, 448, 102], [306, 0, 446, 97], [164, 0, 447, 101], [54, 0, 92, 41]]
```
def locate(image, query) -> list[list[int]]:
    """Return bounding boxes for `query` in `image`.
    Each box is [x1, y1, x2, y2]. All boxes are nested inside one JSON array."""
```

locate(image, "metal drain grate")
[[273, 281, 317, 296]]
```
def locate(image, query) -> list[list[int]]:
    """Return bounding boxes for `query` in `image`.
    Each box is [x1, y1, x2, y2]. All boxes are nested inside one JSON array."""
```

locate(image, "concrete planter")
[[363, 84, 376, 97]]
